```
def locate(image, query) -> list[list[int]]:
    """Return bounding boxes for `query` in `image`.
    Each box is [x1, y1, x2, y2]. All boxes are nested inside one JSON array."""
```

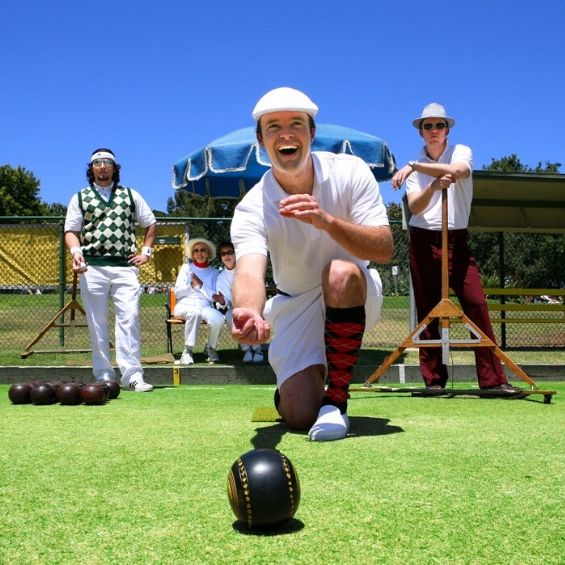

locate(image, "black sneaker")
[[480, 383, 522, 392]]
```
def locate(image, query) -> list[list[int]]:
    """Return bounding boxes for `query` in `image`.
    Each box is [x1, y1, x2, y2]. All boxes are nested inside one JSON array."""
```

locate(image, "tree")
[[40, 202, 67, 216], [166, 190, 238, 218], [485, 154, 561, 173], [0, 165, 45, 216], [166, 191, 237, 245]]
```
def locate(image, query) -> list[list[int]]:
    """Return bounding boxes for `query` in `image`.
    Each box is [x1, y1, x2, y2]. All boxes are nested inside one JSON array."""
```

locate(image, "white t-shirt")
[[231, 151, 389, 296], [406, 143, 473, 231], [64, 184, 156, 232], [216, 267, 236, 309]]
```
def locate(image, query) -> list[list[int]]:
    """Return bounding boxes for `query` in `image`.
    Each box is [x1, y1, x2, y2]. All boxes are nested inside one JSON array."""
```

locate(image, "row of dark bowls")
[[8, 381, 120, 405]]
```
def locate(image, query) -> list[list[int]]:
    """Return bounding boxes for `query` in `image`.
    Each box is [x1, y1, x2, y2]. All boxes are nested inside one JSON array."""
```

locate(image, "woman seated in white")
[[173, 238, 224, 364]]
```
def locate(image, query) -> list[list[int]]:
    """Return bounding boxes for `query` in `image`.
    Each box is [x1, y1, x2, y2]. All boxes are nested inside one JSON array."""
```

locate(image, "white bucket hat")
[[412, 102, 455, 129], [186, 238, 216, 261], [252, 87, 318, 121]]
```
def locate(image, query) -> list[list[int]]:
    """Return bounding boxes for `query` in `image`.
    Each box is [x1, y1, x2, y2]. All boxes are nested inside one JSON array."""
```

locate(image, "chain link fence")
[[0, 217, 562, 362]]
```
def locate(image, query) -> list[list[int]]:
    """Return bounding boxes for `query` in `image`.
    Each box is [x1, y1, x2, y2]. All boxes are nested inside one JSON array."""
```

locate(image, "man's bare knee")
[[322, 260, 366, 308], [278, 366, 325, 430]]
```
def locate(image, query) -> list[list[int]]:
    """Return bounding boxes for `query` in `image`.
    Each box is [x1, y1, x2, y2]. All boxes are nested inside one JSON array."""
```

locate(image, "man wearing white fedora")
[[392, 103, 518, 392], [230, 87, 393, 441]]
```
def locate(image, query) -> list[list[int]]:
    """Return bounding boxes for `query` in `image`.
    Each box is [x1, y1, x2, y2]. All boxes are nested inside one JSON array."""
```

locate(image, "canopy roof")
[[469, 171, 565, 233]]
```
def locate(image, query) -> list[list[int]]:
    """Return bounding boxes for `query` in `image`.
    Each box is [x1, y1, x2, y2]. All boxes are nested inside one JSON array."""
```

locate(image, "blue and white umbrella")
[[172, 124, 396, 198]]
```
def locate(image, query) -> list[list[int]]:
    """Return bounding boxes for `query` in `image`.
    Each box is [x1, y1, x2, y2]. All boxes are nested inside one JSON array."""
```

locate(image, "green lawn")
[[1, 383, 563, 564]]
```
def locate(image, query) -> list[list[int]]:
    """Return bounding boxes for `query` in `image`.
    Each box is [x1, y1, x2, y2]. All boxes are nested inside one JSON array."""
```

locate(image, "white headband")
[[91, 151, 116, 162]]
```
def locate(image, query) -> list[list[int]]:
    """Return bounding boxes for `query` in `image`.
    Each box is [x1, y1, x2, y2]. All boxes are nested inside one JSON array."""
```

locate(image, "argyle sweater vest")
[[78, 185, 137, 267]]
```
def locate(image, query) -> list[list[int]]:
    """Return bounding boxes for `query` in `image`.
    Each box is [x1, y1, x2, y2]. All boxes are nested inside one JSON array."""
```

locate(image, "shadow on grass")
[[232, 518, 305, 536], [251, 422, 296, 450], [251, 417, 403, 449], [348, 416, 404, 438]]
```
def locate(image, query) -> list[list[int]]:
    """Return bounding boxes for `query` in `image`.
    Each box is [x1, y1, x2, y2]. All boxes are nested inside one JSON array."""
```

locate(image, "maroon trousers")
[[409, 227, 507, 388]]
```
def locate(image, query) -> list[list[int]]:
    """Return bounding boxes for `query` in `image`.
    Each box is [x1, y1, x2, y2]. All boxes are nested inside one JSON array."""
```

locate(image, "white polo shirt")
[[231, 151, 389, 296], [406, 143, 473, 231]]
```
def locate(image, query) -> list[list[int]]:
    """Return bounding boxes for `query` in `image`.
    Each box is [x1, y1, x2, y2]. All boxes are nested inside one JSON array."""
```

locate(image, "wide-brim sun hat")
[[186, 238, 216, 261], [412, 102, 455, 129], [252, 87, 318, 121]]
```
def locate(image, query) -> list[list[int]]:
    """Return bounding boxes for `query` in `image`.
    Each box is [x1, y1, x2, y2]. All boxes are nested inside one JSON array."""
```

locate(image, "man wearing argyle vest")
[[64, 148, 156, 392]]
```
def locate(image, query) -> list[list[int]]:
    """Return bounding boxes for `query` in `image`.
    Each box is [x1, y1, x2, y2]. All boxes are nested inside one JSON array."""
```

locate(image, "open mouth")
[[278, 145, 298, 156]]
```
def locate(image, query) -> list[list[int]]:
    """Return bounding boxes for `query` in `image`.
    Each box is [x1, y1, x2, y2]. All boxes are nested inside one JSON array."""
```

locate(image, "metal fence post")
[[58, 217, 66, 346], [498, 232, 506, 349]]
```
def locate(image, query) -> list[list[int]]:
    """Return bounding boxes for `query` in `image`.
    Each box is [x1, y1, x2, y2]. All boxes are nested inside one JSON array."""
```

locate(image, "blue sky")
[[2, 0, 563, 211]]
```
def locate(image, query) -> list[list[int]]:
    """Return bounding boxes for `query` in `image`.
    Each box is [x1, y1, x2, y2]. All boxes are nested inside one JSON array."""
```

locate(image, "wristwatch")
[[408, 160, 417, 169]]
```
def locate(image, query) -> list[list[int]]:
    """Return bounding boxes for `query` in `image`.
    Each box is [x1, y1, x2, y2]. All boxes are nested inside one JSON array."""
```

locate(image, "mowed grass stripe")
[[0, 383, 563, 564]]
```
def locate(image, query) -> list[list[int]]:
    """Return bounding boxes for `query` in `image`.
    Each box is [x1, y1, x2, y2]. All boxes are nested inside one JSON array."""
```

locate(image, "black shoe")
[[480, 383, 522, 393], [422, 384, 445, 396]]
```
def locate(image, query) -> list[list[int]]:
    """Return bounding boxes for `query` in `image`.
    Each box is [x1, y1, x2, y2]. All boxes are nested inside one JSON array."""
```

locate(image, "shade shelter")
[[470, 171, 565, 233]]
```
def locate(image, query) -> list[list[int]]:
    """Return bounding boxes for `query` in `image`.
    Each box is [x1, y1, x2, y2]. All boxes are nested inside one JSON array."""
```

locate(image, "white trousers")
[[173, 301, 225, 349], [80, 265, 143, 381], [263, 268, 383, 387]]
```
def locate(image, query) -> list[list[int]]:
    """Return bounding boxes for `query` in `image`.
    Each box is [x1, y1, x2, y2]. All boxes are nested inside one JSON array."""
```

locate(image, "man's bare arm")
[[233, 254, 268, 312], [324, 220, 393, 264], [231, 253, 270, 344]]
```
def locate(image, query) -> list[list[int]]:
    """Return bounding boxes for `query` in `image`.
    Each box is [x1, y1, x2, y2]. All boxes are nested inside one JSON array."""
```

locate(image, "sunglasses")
[[421, 122, 448, 131], [92, 158, 114, 166], [220, 250, 234, 256], [193, 247, 209, 253]]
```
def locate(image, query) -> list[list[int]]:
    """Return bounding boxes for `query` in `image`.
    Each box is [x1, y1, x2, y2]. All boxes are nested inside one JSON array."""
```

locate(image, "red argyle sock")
[[322, 305, 366, 413]]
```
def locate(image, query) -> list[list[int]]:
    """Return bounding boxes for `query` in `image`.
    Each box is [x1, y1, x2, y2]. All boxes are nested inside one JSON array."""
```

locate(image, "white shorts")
[[263, 268, 383, 387]]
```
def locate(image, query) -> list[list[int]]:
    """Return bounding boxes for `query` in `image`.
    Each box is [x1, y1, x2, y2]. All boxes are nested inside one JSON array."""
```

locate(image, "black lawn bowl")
[[30, 383, 57, 405], [228, 448, 300, 530], [50, 381, 64, 394], [81, 383, 106, 405], [97, 382, 111, 401], [57, 383, 83, 405], [105, 380, 120, 400], [8, 383, 32, 404]]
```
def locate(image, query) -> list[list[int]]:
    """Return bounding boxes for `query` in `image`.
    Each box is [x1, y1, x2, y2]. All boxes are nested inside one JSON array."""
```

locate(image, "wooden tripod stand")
[[362, 189, 540, 389], [21, 272, 90, 358]]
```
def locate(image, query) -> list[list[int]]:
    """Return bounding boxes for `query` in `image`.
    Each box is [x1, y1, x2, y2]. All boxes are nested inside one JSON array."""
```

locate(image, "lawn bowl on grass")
[[8, 382, 32, 404], [105, 380, 120, 399], [30, 382, 57, 405], [81, 383, 106, 405], [228, 448, 300, 530], [56, 382, 82, 405]]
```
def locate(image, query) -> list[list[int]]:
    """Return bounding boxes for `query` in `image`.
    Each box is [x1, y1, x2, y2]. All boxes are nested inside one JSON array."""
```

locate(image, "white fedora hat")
[[252, 87, 318, 121], [412, 102, 455, 129]]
